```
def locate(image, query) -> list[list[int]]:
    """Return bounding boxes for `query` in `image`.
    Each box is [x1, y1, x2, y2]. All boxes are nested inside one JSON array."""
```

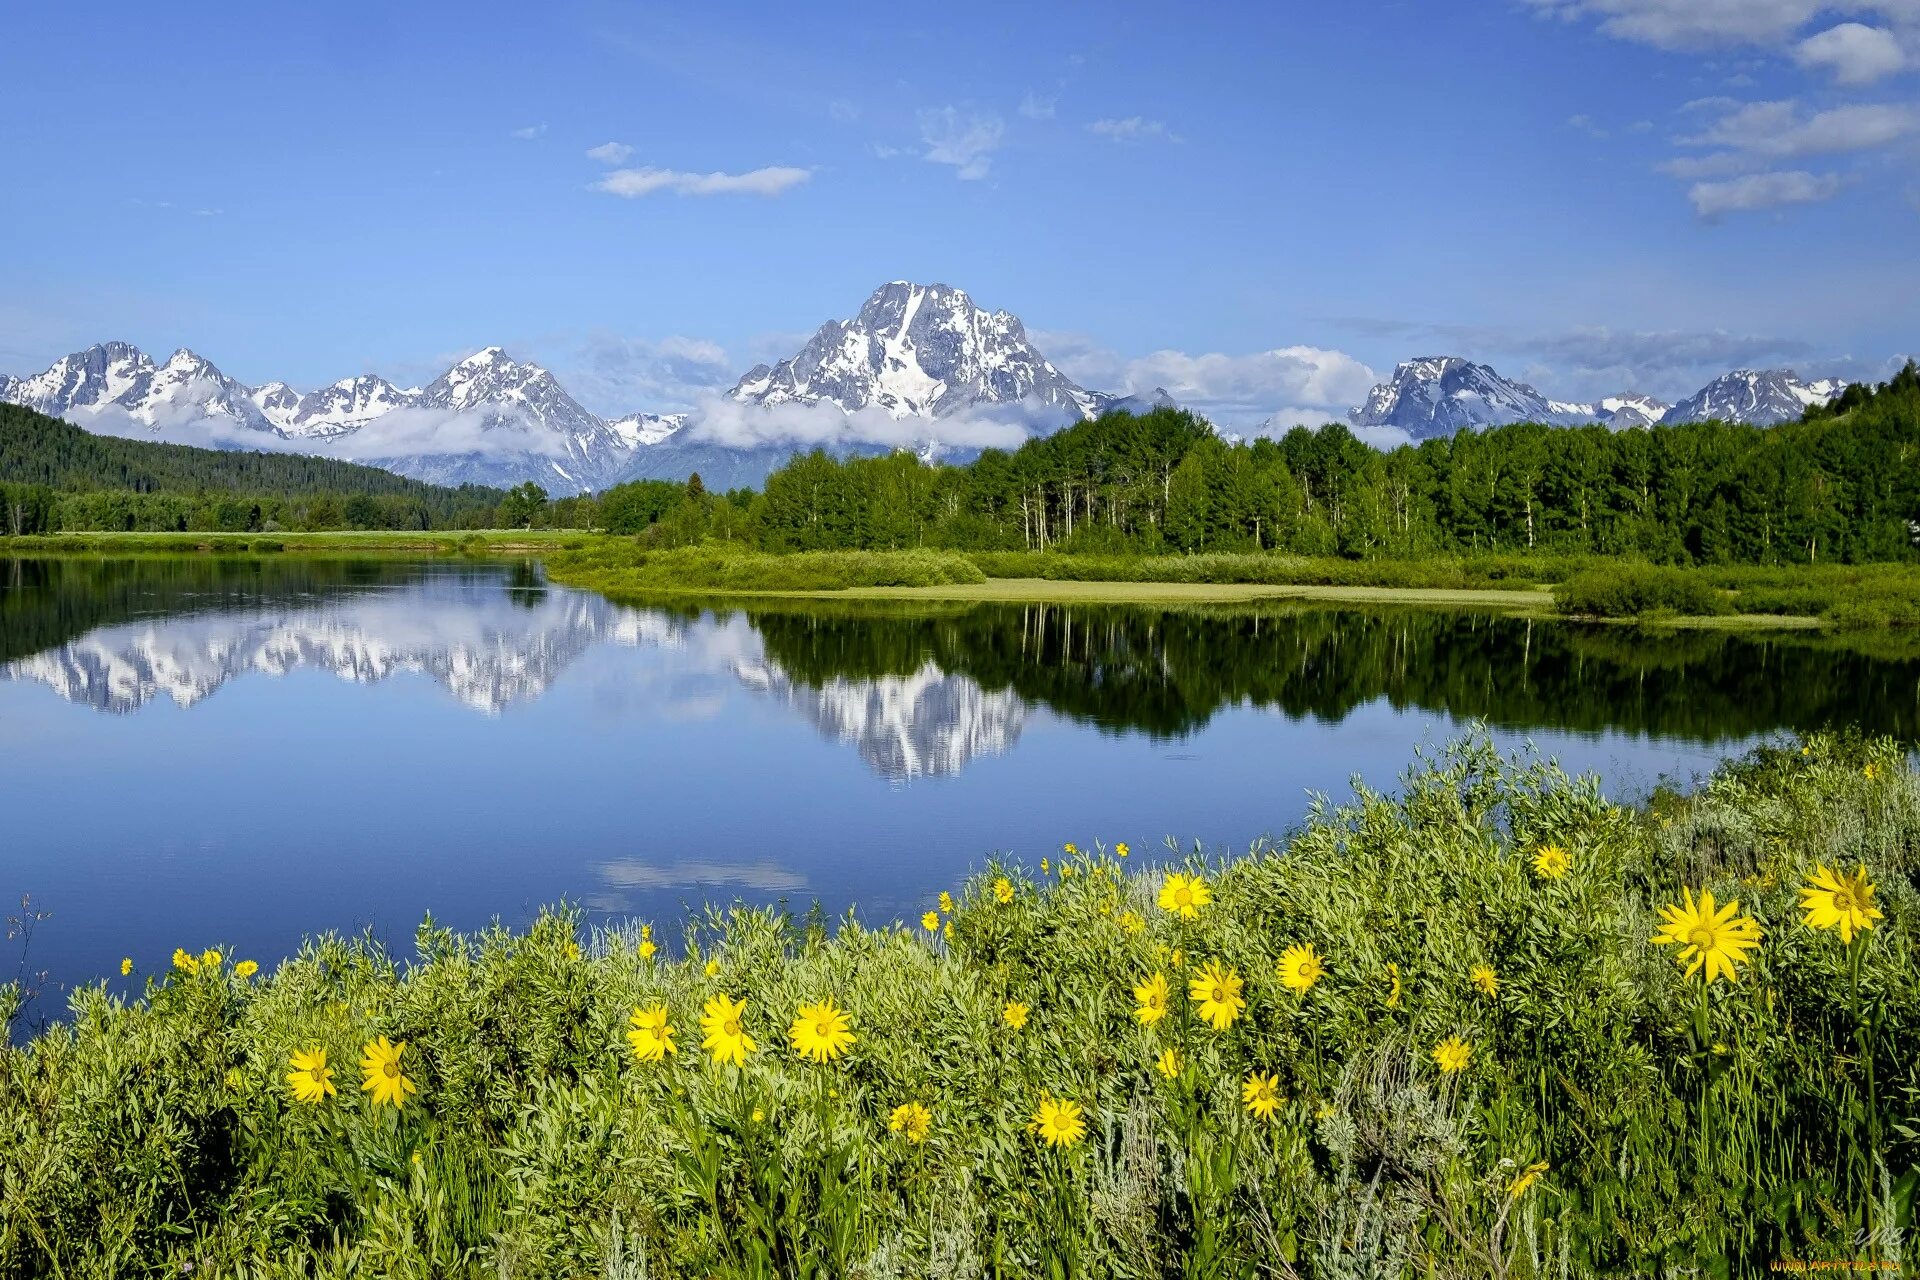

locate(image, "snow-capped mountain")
[[1591, 393, 1670, 429], [607, 411, 687, 449], [1347, 357, 1833, 436], [1659, 370, 1844, 426], [3, 293, 1876, 490], [250, 380, 303, 428], [1349, 357, 1584, 437], [731, 281, 1098, 421], [284, 374, 421, 439], [8, 342, 277, 434], [8, 341, 161, 418], [348, 347, 633, 491]]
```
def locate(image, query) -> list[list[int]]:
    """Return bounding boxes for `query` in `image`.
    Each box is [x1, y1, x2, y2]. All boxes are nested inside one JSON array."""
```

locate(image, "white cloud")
[[1252, 405, 1355, 435], [1524, 0, 1842, 50], [1088, 116, 1183, 143], [1689, 168, 1845, 216], [510, 124, 547, 140], [1680, 100, 1917, 156], [680, 394, 1036, 451], [1038, 331, 1378, 429], [828, 99, 860, 123], [917, 107, 1005, 180], [1794, 22, 1907, 84], [562, 332, 736, 416], [1018, 92, 1056, 120], [1348, 424, 1418, 450], [586, 142, 634, 165], [1568, 113, 1610, 138], [592, 165, 812, 198]]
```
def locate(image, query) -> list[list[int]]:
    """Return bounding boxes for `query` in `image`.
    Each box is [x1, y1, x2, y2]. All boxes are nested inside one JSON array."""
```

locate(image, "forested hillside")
[[715, 361, 1919, 564], [0, 405, 508, 532]]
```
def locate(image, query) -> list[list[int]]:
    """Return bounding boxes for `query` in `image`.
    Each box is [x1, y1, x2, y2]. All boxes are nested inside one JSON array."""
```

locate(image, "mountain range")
[[0, 281, 1860, 491], [1339, 357, 1845, 439]]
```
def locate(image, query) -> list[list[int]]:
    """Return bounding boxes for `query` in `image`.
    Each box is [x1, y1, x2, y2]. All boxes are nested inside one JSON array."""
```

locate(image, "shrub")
[[0, 736, 1912, 1274], [1553, 564, 1731, 618]]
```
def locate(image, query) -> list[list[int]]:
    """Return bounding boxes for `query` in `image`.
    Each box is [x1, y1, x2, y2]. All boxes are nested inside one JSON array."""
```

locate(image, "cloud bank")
[[592, 165, 812, 198]]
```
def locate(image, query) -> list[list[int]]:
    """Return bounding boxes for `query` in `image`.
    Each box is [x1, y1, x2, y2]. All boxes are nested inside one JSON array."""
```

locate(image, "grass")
[[544, 543, 989, 594], [2, 734, 1915, 1276], [13, 534, 1920, 629]]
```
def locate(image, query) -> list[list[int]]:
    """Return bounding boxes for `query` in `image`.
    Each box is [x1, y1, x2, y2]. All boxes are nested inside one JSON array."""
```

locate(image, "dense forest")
[[694, 361, 1918, 564], [0, 406, 514, 533]]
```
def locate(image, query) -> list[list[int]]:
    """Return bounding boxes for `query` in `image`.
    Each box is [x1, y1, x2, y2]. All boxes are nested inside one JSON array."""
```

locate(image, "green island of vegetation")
[[1, 735, 1912, 1275]]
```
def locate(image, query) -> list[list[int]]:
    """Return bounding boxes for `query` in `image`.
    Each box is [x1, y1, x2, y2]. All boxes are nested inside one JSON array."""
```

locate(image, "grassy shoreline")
[[8, 533, 1916, 629], [3, 735, 1913, 1274]]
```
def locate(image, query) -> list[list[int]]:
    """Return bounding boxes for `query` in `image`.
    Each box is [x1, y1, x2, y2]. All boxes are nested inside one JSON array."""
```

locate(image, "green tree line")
[[0, 406, 512, 533], [721, 362, 1919, 563]]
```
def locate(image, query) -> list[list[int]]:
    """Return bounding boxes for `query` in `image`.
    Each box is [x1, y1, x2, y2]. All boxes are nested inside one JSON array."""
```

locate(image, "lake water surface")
[[4, 555, 1916, 1008]]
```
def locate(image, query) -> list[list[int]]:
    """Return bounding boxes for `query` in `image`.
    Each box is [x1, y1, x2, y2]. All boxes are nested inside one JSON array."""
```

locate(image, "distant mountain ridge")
[[1, 283, 1872, 490], [1347, 357, 1675, 437], [1346, 357, 1847, 439]]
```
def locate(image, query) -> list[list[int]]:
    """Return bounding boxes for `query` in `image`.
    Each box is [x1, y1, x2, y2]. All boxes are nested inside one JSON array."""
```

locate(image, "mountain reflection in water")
[[6, 554, 1916, 1006], [6, 557, 1916, 778]]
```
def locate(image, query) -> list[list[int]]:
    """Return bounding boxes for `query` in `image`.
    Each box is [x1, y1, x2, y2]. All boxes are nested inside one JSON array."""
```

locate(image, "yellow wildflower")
[[939, 891, 955, 914], [993, 877, 1014, 904], [1133, 972, 1170, 1026], [1031, 1095, 1086, 1148], [789, 998, 856, 1064], [200, 949, 222, 972], [234, 960, 259, 980], [1003, 1001, 1030, 1029], [921, 911, 940, 933], [639, 939, 658, 961], [358, 1036, 417, 1109], [1277, 943, 1324, 994], [172, 948, 198, 975], [286, 1046, 335, 1104], [1158, 872, 1211, 919], [1509, 1160, 1550, 1198], [888, 1101, 932, 1143], [1118, 910, 1145, 935], [1799, 864, 1884, 945], [1653, 887, 1763, 983], [703, 958, 721, 978], [1432, 1036, 1471, 1074], [120, 958, 133, 976], [1385, 962, 1402, 1009], [1241, 1072, 1282, 1121], [1116, 842, 1130, 858], [1471, 965, 1499, 996], [1188, 961, 1245, 1032], [1531, 844, 1571, 879], [626, 1004, 676, 1062], [700, 994, 756, 1067], [1155, 1047, 1181, 1079]]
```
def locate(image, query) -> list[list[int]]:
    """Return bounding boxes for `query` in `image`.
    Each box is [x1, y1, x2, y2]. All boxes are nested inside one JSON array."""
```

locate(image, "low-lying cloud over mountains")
[[3, 281, 1901, 491]]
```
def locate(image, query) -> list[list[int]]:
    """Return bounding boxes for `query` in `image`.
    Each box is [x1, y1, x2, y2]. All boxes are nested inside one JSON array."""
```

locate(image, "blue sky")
[[3, 0, 1916, 426]]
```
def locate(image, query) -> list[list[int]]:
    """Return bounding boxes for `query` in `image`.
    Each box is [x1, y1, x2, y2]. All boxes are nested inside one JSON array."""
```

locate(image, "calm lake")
[[4, 555, 1916, 1009]]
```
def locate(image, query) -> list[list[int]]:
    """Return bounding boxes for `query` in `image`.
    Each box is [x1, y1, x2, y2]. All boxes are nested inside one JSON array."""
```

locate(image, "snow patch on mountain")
[[730, 282, 1095, 422], [1660, 370, 1845, 426]]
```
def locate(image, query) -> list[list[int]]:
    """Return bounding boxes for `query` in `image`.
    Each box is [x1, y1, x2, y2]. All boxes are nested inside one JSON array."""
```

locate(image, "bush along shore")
[[2, 736, 1916, 1276]]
